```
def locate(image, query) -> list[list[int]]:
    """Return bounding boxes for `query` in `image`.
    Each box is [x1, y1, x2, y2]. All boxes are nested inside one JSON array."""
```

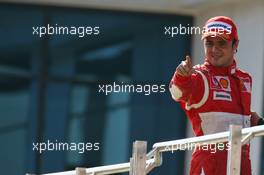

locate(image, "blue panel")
[[0, 129, 27, 175], [130, 17, 192, 175]]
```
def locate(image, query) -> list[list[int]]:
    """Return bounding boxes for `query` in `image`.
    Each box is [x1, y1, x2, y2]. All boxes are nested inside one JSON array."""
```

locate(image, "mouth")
[[211, 55, 222, 61]]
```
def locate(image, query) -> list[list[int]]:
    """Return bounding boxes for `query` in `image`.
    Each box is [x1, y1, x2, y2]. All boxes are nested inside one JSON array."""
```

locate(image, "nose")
[[212, 45, 220, 53]]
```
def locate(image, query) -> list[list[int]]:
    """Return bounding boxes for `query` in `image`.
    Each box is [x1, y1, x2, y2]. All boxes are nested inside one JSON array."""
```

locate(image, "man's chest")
[[201, 74, 251, 113]]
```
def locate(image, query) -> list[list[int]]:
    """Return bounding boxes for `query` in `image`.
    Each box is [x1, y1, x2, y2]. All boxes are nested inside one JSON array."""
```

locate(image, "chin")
[[212, 63, 220, 67], [211, 61, 224, 67]]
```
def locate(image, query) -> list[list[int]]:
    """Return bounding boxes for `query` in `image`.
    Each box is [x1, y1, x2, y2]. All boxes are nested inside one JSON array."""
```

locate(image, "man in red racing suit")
[[169, 16, 263, 175]]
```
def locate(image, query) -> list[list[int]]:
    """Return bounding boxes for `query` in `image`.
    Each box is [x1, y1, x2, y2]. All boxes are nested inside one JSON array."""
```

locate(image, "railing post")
[[130, 141, 147, 175], [227, 125, 242, 175], [76, 167, 86, 175]]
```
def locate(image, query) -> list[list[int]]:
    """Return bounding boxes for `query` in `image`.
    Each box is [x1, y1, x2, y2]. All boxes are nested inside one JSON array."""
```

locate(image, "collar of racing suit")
[[204, 58, 237, 75]]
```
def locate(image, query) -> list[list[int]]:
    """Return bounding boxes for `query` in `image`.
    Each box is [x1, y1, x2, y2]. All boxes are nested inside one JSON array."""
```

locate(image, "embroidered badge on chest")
[[211, 76, 232, 101], [238, 77, 251, 93], [213, 91, 232, 101], [210, 76, 231, 91]]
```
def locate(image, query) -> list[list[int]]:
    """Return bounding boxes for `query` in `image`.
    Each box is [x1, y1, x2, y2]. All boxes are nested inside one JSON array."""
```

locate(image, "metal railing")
[[26, 125, 264, 175]]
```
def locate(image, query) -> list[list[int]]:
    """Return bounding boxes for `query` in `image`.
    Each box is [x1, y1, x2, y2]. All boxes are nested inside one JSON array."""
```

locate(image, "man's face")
[[203, 36, 238, 67]]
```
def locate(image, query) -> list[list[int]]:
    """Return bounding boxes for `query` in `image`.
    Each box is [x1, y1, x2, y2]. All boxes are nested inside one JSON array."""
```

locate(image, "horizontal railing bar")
[[86, 162, 130, 175], [153, 125, 264, 152], [42, 171, 76, 175], [31, 125, 264, 175], [42, 159, 155, 175]]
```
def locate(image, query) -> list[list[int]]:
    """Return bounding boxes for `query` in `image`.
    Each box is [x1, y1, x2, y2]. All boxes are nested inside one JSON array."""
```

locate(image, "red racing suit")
[[170, 59, 252, 175]]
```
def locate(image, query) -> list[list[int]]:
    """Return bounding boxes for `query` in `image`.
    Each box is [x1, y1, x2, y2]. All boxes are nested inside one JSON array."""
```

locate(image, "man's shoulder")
[[190, 64, 209, 80], [236, 68, 252, 78], [193, 64, 209, 75], [193, 64, 207, 71]]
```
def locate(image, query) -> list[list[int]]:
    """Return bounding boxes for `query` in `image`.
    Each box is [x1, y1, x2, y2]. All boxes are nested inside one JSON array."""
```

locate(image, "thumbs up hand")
[[176, 55, 193, 77]]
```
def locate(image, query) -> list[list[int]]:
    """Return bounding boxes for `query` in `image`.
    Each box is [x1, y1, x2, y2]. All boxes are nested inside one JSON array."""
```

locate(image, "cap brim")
[[201, 32, 232, 41]]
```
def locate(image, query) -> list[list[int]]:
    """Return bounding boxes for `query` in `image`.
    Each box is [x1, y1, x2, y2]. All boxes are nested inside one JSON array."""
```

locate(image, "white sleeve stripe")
[[169, 84, 182, 101]]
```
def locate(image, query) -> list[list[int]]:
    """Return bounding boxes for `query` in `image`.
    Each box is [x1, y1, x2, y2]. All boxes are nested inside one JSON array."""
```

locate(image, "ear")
[[233, 40, 239, 52]]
